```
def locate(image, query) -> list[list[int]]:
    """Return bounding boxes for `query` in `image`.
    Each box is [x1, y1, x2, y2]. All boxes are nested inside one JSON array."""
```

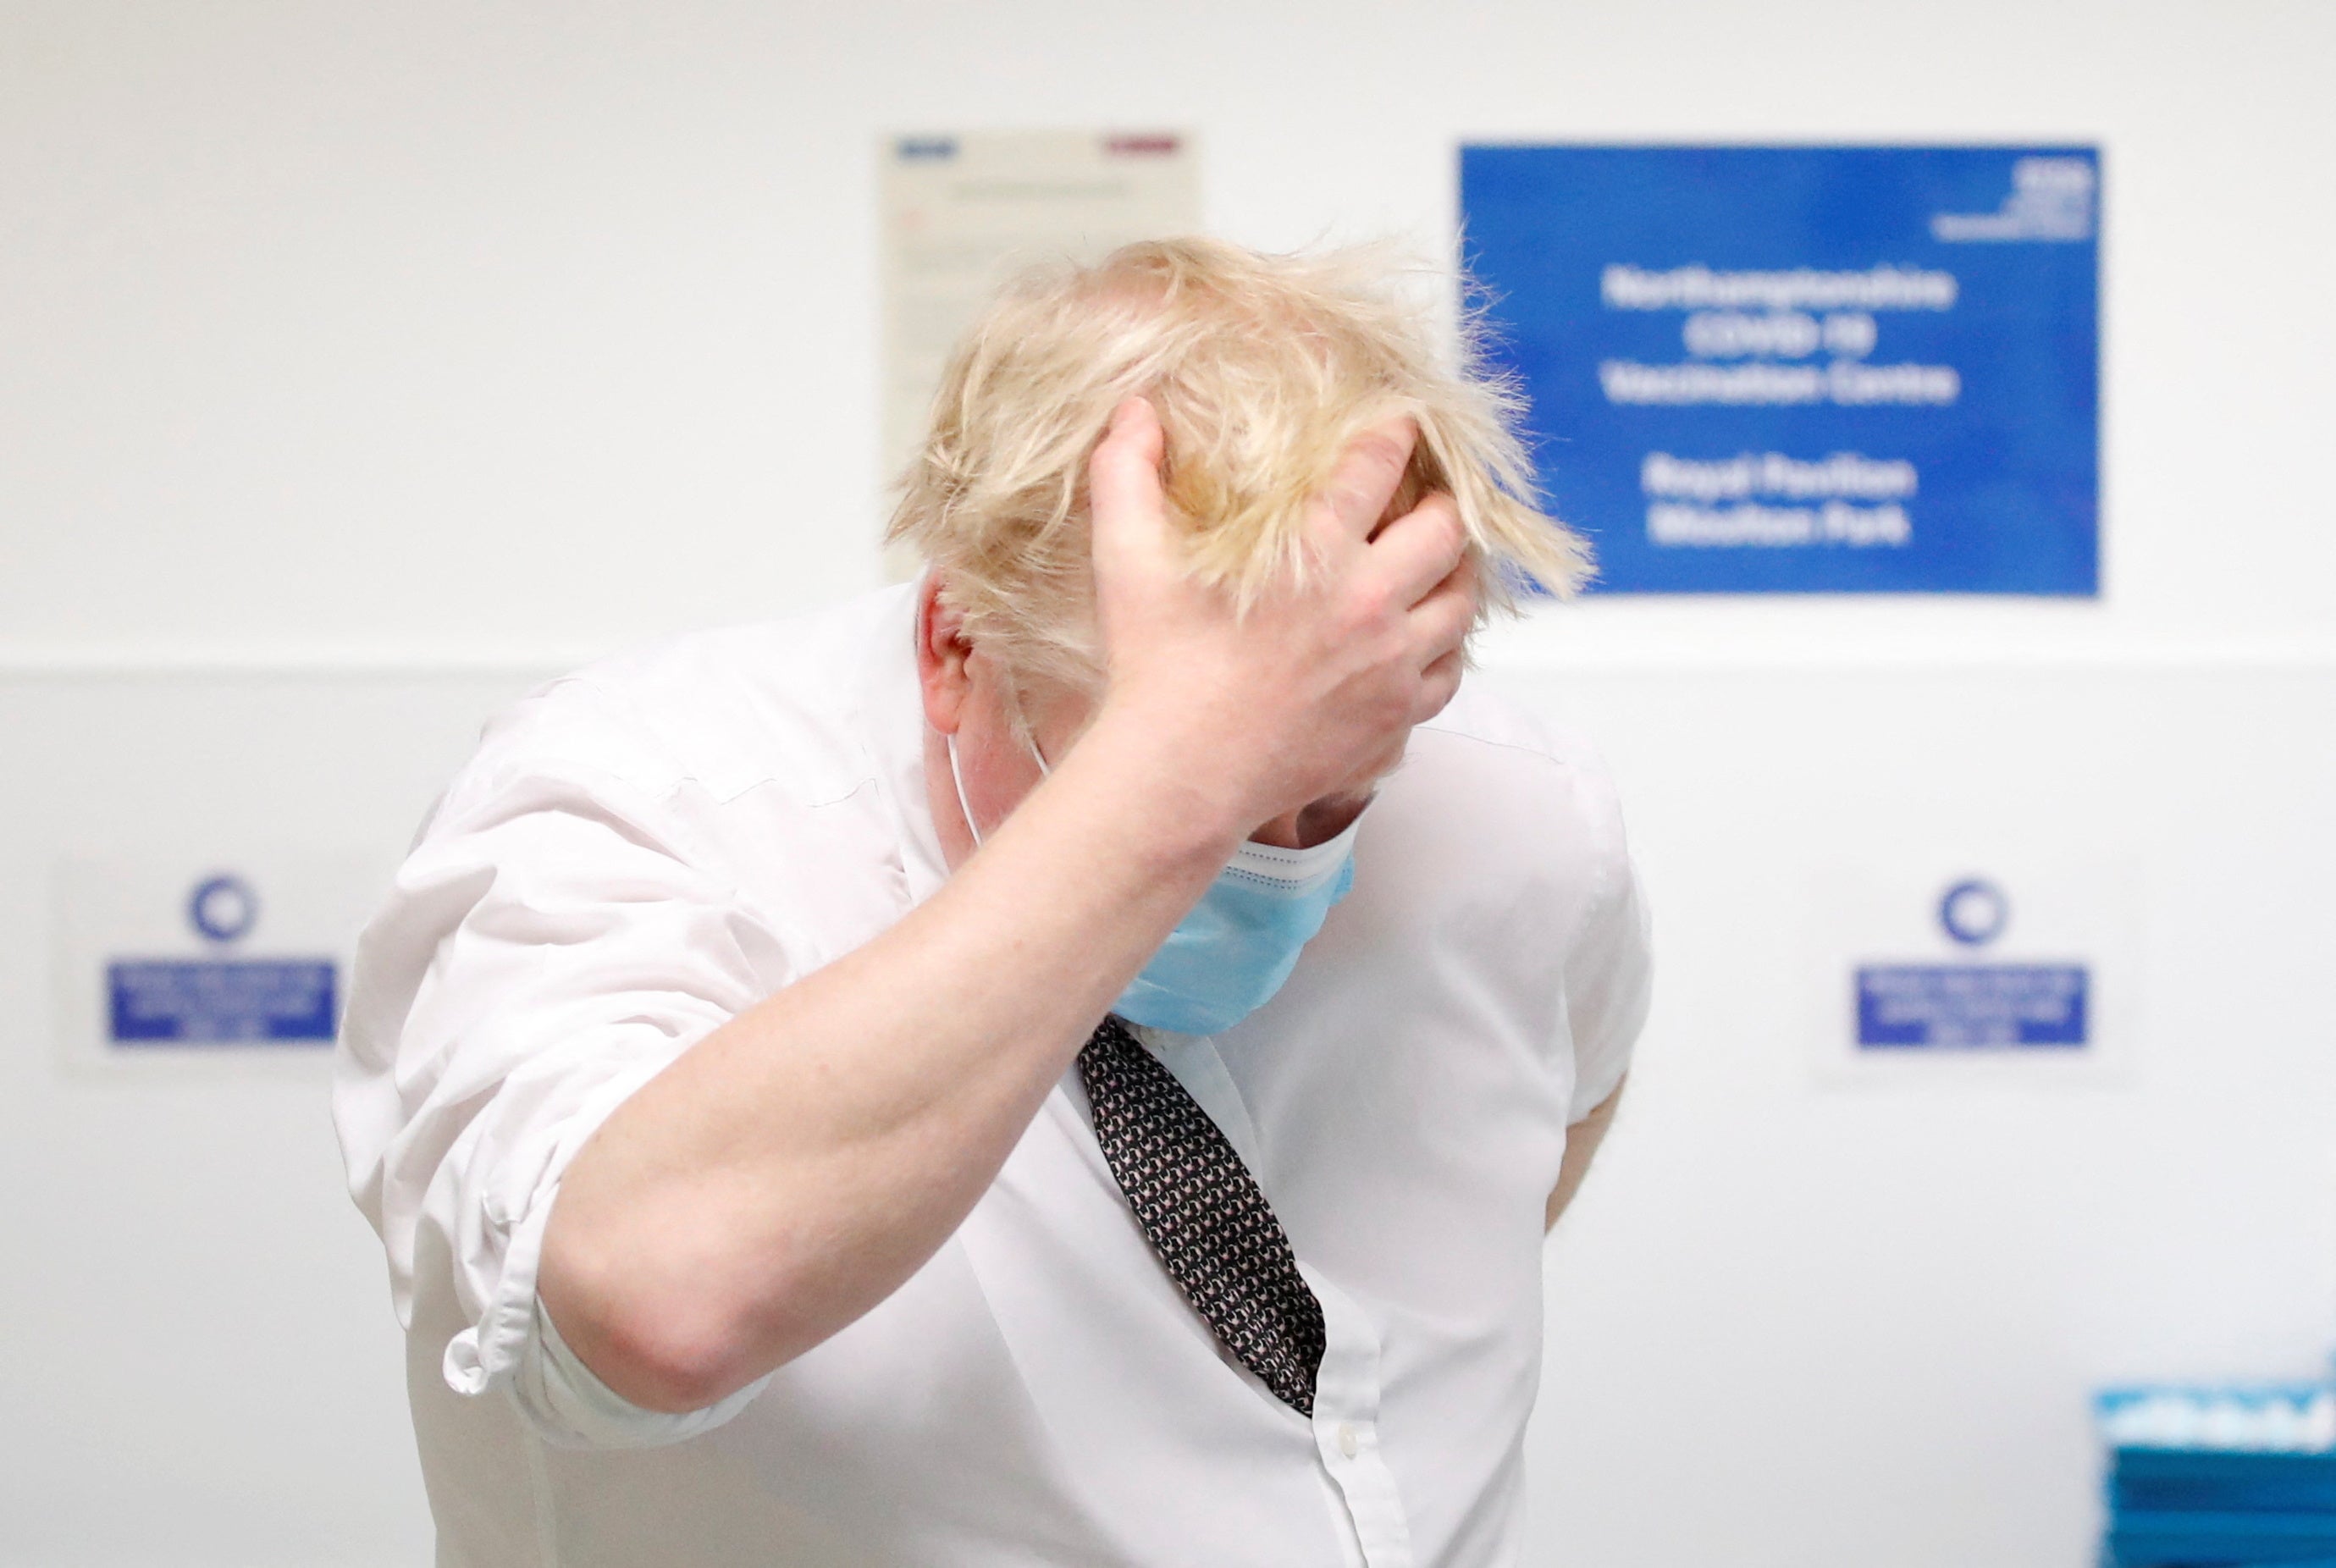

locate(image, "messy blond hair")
[[885, 236, 1591, 694]]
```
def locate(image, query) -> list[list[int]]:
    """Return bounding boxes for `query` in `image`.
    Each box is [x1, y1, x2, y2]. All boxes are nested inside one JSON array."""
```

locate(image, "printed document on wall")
[[1460, 146, 2099, 594], [880, 130, 1199, 577]]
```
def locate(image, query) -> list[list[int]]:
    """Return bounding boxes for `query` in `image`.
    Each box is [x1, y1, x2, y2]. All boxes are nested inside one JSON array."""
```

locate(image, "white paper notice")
[[1805, 853, 2141, 1085], [52, 852, 382, 1075], [880, 129, 1201, 577]]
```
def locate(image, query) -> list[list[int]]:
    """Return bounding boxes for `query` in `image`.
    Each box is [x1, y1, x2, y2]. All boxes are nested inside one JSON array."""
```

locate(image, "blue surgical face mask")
[[1112, 824, 1358, 1035], [945, 724, 1360, 1037]]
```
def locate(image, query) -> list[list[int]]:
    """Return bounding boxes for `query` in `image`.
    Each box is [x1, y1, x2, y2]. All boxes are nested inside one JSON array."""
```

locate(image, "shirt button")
[[1337, 1422, 1360, 1459]]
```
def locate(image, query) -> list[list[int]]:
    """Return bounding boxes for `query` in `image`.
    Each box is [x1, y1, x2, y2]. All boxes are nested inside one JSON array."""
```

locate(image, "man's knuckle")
[[1334, 585, 1389, 641], [1430, 502, 1466, 555]]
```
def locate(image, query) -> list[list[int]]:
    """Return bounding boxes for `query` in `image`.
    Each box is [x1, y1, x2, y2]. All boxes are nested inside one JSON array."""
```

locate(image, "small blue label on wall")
[[1459, 145, 2099, 594], [1856, 963, 2088, 1048], [108, 958, 339, 1044]]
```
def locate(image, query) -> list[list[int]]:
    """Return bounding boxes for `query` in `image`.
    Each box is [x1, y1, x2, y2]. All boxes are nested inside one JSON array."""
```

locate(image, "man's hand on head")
[[1085, 396, 1477, 841]]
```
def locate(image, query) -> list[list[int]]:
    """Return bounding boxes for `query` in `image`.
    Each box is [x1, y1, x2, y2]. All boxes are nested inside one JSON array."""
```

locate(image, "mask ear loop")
[[947, 679, 1052, 852], [945, 731, 985, 848], [1003, 679, 1051, 777]]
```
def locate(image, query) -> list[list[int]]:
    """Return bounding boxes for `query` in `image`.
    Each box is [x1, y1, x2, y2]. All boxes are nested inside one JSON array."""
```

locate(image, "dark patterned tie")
[[1076, 1015, 1327, 1415]]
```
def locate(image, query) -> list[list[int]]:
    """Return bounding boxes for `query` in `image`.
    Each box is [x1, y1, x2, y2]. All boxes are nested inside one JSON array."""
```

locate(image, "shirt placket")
[[1141, 1027, 1417, 1568], [1303, 1265, 1416, 1568]]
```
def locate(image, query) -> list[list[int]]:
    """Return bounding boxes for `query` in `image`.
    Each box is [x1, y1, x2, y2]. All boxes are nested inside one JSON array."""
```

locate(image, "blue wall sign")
[[108, 958, 338, 1043], [102, 871, 340, 1047], [1853, 876, 2091, 1050], [1856, 963, 2088, 1048], [1460, 145, 2099, 594]]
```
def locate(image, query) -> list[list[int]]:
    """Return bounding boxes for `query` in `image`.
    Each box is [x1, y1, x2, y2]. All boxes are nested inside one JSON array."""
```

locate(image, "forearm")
[[540, 706, 1244, 1411], [539, 400, 1470, 1413], [1544, 1074, 1625, 1232]]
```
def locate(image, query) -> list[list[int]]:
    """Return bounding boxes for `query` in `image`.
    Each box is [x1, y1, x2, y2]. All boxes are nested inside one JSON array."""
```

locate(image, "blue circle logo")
[[188, 874, 259, 944], [1937, 878, 2008, 947]]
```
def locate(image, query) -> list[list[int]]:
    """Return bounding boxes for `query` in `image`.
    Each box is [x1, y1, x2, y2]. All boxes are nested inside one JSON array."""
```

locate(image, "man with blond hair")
[[337, 238, 1650, 1567]]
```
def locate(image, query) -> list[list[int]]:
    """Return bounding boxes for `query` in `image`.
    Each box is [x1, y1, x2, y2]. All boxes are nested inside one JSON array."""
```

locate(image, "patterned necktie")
[[1076, 1015, 1327, 1415]]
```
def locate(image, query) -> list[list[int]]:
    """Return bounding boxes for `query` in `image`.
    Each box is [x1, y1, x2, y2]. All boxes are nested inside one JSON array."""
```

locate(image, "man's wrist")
[[1060, 700, 1256, 876]]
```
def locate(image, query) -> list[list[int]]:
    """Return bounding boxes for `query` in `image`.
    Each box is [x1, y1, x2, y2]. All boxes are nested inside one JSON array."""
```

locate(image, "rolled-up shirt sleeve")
[[334, 712, 800, 1446], [518, 1289, 767, 1450]]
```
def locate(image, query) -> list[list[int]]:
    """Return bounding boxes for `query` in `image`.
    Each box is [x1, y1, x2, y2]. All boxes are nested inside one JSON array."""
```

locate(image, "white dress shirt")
[[334, 582, 1650, 1568]]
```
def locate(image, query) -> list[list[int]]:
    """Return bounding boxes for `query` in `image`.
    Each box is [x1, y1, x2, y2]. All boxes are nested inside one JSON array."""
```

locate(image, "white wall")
[[3, 3, 2332, 1565], [0, 674, 522, 1568]]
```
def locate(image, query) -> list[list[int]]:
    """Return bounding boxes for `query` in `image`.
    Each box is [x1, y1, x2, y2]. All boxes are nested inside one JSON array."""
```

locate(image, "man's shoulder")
[[1405, 676, 1632, 870], [1417, 676, 1614, 781], [448, 584, 918, 818]]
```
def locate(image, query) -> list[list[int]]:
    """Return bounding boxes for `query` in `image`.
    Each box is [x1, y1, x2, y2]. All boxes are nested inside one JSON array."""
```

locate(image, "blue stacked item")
[[2097, 1383, 2336, 1567]]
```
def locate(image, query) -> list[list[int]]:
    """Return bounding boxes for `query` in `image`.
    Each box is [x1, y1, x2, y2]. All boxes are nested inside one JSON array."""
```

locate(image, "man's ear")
[[914, 575, 974, 735]]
